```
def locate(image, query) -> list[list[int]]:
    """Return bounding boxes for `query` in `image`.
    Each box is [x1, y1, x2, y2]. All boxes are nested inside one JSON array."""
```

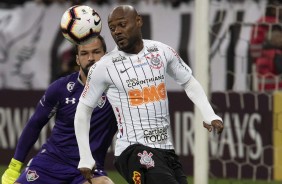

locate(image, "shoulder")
[[47, 72, 79, 93], [52, 72, 78, 86], [94, 48, 124, 68], [144, 39, 168, 46], [143, 39, 170, 51]]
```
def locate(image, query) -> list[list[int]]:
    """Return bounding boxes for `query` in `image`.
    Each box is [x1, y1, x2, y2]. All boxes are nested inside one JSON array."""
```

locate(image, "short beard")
[[81, 67, 89, 77], [81, 62, 94, 77], [80, 62, 94, 77], [118, 36, 139, 53]]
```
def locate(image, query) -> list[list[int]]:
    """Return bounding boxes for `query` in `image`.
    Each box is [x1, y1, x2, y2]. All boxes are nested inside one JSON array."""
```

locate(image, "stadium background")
[[0, 0, 282, 183]]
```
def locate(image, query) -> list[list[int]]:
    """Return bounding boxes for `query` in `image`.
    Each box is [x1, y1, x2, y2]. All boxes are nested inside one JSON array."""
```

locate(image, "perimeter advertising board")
[[0, 91, 274, 180]]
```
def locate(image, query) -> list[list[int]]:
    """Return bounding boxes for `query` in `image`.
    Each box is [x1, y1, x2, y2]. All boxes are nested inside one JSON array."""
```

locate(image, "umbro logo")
[[120, 67, 131, 73]]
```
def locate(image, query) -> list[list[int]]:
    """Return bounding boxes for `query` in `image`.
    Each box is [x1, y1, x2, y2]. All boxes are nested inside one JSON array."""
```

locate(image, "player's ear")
[[136, 15, 143, 27], [76, 55, 80, 66]]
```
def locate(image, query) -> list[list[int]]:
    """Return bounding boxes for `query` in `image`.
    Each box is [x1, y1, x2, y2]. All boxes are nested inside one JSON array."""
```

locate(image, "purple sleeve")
[[14, 81, 61, 162]]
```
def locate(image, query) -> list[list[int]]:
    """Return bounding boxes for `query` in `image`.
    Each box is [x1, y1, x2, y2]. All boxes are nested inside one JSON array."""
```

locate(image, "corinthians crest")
[[146, 53, 163, 69], [138, 150, 155, 169]]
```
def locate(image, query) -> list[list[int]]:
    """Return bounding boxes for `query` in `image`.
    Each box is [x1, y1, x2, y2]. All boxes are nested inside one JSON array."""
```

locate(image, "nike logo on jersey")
[[120, 67, 131, 73]]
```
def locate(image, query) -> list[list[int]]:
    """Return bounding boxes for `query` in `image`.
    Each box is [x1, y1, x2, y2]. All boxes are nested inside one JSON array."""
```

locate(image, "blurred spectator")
[[31, 0, 193, 9], [34, 0, 87, 5], [1, 0, 191, 7], [170, 0, 190, 7], [249, 0, 282, 92], [0, 0, 32, 8]]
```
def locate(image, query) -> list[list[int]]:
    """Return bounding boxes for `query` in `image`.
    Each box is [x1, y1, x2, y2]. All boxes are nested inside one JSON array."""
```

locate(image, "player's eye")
[[80, 52, 87, 56], [120, 22, 126, 27], [94, 50, 102, 54], [109, 26, 115, 32]]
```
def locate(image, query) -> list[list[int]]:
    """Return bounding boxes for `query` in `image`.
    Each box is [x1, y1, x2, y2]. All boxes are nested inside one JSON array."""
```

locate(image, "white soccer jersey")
[[80, 39, 192, 156]]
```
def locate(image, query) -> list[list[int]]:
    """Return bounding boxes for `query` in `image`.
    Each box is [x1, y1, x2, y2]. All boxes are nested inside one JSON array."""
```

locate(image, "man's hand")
[[1, 158, 23, 184], [203, 120, 224, 134], [79, 167, 93, 184]]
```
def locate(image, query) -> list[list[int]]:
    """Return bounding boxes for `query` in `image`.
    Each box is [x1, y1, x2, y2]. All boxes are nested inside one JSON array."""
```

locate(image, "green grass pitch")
[[1, 165, 281, 184]]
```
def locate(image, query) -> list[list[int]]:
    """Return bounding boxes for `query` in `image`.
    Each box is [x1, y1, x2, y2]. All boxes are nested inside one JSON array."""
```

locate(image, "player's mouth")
[[116, 37, 126, 44], [86, 63, 94, 69]]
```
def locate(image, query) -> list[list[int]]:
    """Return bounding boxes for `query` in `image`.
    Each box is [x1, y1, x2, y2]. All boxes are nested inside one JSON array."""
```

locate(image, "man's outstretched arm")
[[182, 76, 224, 133], [74, 102, 95, 183]]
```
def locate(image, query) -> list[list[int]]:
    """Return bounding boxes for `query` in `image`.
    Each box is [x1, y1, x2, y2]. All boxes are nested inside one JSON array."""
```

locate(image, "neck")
[[79, 70, 87, 85], [122, 38, 143, 54], [134, 38, 144, 53]]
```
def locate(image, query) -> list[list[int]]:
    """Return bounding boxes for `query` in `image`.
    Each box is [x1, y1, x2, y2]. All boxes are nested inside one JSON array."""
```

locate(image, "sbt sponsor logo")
[[128, 82, 166, 106], [143, 127, 168, 144]]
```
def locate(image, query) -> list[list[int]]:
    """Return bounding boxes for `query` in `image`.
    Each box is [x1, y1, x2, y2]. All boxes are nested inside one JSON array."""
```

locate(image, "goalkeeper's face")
[[76, 37, 106, 77]]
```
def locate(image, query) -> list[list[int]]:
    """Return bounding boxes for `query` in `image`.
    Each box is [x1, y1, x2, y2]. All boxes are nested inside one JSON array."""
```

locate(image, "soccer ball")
[[60, 5, 102, 45]]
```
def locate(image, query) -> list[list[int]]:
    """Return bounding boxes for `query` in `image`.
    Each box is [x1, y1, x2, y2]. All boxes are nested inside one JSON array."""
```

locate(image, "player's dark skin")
[[108, 5, 143, 54], [80, 6, 144, 181], [80, 168, 93, 184], [204, 120, 224, 134], [79, 5, 224, 182], [109, 5, 224, 134]]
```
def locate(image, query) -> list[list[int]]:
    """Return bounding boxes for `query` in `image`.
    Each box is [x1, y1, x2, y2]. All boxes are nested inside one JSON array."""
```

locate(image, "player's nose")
[[88, 53, 95, 61], [114, 26, 122, 35]]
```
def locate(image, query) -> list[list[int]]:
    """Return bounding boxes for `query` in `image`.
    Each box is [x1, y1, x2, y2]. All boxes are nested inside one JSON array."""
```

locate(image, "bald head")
[[108, 5, 138, 22], [108, 5, 143, 54]]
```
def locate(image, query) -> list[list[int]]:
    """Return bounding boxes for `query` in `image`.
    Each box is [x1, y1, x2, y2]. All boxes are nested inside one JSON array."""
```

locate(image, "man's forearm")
[[182, 76, 222, 125], [74, 102, 96, 169]]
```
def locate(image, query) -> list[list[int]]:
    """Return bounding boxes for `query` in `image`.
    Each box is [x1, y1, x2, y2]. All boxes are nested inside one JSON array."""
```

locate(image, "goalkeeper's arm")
[[1, 158, 23, 184], [1, 113, 48, 184], [1, 101, 53, 184], [1, 123, 48, 184]]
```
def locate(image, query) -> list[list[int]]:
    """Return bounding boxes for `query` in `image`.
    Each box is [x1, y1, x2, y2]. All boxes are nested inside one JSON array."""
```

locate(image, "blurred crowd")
[[1, 0, 282, 92], [248, 0, 282, 92], [0, 0, 191, 8]]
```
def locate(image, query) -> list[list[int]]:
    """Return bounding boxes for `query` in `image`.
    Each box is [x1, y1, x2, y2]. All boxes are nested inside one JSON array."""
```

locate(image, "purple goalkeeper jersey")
[[14, 72, 117, 169]]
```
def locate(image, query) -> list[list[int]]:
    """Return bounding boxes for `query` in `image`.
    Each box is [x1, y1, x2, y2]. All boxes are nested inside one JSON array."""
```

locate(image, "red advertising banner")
[[0, 91, 273, 180]]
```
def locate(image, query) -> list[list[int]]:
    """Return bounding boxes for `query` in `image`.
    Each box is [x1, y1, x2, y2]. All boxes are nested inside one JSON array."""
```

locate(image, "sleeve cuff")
[[78, 158, 96, 170]]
